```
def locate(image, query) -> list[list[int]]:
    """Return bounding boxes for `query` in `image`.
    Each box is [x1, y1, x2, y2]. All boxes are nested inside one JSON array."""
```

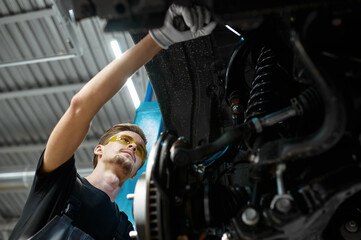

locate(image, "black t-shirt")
[[9, 150, 133, 240]]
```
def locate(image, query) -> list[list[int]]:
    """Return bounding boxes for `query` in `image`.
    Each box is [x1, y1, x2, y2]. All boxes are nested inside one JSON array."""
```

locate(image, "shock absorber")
[[244, 45, 287, 122]]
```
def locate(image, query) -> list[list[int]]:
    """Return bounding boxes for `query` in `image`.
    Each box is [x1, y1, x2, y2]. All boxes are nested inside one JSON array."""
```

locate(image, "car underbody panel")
[[74, 1, 361, 239]]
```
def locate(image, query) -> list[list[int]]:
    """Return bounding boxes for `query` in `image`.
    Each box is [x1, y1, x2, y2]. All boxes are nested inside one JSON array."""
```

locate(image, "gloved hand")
[[149, 4, 217, 49]]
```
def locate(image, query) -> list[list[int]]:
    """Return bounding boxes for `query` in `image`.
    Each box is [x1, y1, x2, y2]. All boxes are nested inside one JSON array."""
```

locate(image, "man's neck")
[[85, 170, 124, 202]]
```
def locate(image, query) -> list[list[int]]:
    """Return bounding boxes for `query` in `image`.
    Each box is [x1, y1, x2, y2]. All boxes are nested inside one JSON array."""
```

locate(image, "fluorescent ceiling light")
[[225, 25, 241, 37], [68, 9, 76, 23], [126, 79, 140, 109], [110, 39, 140, 109], [110, 40, 123, 59]]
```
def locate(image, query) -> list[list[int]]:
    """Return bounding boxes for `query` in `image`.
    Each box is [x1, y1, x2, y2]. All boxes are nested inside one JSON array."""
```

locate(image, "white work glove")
[[149, 4, 217, 49]]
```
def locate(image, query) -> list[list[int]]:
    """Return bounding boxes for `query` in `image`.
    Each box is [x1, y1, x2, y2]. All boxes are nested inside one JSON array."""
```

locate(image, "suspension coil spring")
[[244, 46, 282, 122]]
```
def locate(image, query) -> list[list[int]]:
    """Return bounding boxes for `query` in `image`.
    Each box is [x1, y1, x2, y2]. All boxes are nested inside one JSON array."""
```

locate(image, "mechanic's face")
[[96, 131, 145, 179]]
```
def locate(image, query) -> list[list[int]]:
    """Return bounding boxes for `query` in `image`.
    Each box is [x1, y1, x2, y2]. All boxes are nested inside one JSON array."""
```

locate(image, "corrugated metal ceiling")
[[0, 0, 149, 238]]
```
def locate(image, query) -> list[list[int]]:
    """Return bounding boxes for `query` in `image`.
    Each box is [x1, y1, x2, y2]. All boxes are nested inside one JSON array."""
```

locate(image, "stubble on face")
[[111, 154, 134, 175]]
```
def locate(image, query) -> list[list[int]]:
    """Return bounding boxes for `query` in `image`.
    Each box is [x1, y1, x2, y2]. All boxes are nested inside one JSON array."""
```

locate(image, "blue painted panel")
[[115, 100, 163, 227]]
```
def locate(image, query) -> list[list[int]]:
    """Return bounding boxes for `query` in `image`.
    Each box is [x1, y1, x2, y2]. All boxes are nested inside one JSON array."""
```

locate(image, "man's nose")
[[127, 142, 137, 152]]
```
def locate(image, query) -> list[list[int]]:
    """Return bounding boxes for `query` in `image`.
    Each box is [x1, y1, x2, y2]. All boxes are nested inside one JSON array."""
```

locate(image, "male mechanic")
[[9, 4, 216, 240]]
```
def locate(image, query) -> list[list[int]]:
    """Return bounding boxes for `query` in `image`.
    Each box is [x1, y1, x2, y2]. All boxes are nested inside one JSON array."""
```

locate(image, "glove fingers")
[[195, 21, 217, 38], [195, 6, 204, 33], [170, 4, 195, 31], [203, 7, 211, 24], [189, 8, 198, 33], [149, 3, 216, 49]]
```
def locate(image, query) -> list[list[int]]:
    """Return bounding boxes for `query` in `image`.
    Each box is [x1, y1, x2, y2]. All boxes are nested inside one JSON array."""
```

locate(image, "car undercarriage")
[[74, 1, 361, 239]]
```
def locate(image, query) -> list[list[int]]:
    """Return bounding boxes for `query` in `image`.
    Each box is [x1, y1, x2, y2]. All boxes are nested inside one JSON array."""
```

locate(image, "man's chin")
[[111, 155, 133, 174]]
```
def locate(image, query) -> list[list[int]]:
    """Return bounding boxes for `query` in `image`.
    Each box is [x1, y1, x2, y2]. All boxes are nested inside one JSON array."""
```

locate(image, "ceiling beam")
[[0, 166, 93, 190], [0, 141, 97, 190], [0, 54, 78, 68], [0, 82, 84, 100], [0, 3, 83, 68], [0, 140, 98, 154], [0, 8, 53, 25]]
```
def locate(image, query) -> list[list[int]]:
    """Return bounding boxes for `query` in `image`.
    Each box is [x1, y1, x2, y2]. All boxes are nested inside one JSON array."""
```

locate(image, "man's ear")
[[94, 145, 103, 157]]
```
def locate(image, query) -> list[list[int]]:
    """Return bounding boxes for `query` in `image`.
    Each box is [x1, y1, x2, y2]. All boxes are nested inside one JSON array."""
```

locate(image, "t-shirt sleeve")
[[9, 149, 77, 240], [33, 149, 76, 195]]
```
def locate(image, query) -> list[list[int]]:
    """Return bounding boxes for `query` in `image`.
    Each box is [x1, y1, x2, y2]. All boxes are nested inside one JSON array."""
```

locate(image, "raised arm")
[[42, 4, 216, 173], [42, 35, 161, 173]]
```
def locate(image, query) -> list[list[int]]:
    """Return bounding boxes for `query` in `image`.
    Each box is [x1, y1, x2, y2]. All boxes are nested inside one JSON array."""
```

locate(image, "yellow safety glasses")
[[105, 134, 146, 164]]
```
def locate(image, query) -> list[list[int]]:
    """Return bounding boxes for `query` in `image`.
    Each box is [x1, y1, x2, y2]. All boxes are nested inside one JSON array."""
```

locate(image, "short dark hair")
[[92, 123, 148, 168]]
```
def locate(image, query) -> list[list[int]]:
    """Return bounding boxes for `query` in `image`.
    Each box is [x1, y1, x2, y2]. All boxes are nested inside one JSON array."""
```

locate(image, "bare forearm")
[[74, 34, 162, 119]]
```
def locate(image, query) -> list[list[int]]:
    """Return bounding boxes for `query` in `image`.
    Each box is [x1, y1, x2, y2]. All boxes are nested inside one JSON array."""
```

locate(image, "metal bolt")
[[231, 104, 243, 114], [270, 194, 293, 213], [250, 154, 259, 164], [129, 231, 138, 238], [194, 164, 205, 174], [275, 197, 292, 213], [126, 193, 134, 200], [241, 207, 259, 226], [222, 232, 231, 240], [345, 220, 359, 233], [232, 105, 239, 112]]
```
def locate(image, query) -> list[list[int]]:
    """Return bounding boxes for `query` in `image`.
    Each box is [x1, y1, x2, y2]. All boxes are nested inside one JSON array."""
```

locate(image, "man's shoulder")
[[35, 149, 76, 178]]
